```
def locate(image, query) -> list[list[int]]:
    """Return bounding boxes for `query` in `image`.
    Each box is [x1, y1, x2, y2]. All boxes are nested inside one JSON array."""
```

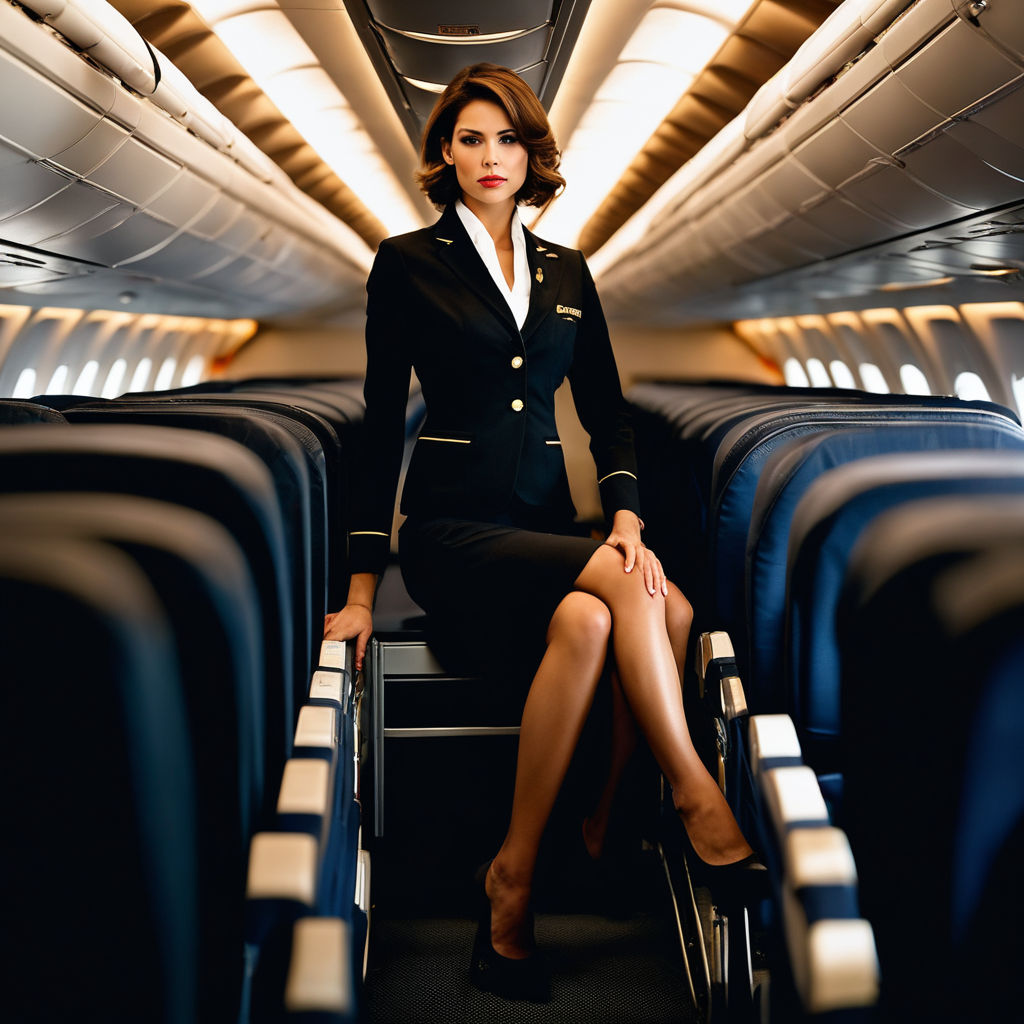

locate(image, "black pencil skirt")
[[399, 505, 603, 681]]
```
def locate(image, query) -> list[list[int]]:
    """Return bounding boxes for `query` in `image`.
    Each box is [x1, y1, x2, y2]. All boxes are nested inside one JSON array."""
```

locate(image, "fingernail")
[[662, 582, 668, 595], [625, 565, 632, 572]]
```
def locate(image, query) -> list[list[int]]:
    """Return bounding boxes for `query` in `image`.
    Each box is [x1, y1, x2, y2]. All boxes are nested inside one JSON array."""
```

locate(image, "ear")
[[440, 138, 454, 165]]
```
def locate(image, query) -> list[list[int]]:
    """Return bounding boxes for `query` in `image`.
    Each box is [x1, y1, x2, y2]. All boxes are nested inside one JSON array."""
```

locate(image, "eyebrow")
[[456, 127, 517, 136]]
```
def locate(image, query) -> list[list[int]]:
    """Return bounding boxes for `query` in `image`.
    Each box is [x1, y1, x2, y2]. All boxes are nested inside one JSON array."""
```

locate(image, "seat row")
[[0, 378, 393, 1023], [630, 380, 1024, 1019]]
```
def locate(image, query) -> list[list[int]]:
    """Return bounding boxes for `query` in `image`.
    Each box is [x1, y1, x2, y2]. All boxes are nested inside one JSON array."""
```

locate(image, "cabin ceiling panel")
[[577, 0, 842, 255], [341, 0, 592, 148]]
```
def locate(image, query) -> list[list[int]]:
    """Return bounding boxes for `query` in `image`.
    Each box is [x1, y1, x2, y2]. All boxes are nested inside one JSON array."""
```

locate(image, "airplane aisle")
[[363, 848, 697, 1024]]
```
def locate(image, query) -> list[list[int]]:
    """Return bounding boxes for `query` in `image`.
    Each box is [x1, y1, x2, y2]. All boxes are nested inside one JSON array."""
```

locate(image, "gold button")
[[511, 356, 523, 369], [511, 399, 524, 412]]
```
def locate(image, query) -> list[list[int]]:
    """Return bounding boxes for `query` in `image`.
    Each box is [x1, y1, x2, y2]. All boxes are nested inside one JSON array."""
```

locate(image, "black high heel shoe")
[[469, 861, 550, 1003], [684, 845, 768, 908]]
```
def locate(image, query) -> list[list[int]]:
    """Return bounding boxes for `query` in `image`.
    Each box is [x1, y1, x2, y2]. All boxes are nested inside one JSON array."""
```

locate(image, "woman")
[[324, 63, 756, 1001]]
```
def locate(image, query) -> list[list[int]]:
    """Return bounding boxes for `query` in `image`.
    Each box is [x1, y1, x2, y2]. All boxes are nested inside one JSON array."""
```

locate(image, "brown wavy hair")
[[416, 63, 565, 211]]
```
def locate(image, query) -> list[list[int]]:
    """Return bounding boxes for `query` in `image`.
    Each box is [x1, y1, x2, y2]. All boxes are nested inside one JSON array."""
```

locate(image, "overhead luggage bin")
[[0, 423, 296, 786], [839, 494, 1024, 1022], [0, 535, 199, 1024]]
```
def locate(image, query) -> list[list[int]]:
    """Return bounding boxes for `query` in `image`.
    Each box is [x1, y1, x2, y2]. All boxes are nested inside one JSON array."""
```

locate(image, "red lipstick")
[[478, 176, 507, 188]]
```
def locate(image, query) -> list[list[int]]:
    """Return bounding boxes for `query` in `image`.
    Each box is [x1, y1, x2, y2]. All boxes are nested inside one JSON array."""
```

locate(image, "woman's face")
[[441, 99, 528, 212]]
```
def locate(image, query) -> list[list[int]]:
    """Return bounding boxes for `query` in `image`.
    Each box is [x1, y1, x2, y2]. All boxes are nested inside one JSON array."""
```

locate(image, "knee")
[[666, 583, 693, 637], [548, 592, 612, 650]]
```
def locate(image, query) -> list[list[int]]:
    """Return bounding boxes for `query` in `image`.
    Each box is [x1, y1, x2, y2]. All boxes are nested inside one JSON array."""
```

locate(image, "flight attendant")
[[324, 63, 757, 1001]]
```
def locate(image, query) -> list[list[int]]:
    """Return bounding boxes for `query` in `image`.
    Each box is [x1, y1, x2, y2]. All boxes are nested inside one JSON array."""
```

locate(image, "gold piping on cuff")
[[349, 530, 389, 537], [418, 435, 471, 444], [597, 470, 638, 485], [545, 440, 562, 446]]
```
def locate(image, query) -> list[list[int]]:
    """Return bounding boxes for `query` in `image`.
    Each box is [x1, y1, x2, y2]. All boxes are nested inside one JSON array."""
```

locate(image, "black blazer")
[[348, 203, 641, 576]]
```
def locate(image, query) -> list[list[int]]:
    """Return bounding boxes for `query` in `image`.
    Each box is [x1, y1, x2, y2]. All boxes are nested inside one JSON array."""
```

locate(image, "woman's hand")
[[605, 510, 668, 597], [323, 603, 373, 671]]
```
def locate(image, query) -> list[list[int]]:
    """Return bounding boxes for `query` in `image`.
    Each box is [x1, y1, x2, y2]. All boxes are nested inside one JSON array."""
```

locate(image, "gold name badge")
[[556, 304, 582, 318]]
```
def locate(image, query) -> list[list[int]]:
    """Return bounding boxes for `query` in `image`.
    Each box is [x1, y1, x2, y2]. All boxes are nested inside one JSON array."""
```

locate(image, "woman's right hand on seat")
[[323, 603, 373, 671]]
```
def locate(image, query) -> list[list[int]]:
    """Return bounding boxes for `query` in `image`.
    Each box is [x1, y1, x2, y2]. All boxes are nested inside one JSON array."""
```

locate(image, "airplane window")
[[858, 363, 889, 393], [74, 360, 100, 396], [101, 358, 128, 399], [829, 360, 857, 388], [783, 357, 810, 387], [12, 368, 36, 399], [805, 358, 831, 388], [899, 363, 931, 395], [129, 358, 153, 393], [46, 364, 68, 395], [154, 357, 178, 391], [181, 355, 207, 388], [953, 371, 990, 402]]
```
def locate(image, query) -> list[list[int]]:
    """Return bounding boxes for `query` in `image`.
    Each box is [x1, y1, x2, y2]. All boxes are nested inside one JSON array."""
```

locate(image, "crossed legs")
[[487, 545, 749, 959]]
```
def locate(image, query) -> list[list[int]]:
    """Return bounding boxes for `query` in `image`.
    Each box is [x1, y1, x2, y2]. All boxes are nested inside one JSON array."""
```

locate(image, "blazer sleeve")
[[567, 254, 642, 524], [348, 239, 413, 577]]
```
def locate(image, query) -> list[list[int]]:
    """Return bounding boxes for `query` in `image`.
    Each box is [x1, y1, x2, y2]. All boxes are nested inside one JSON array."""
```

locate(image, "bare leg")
[[583, 582, 693, 859], [574, 547, 752, 865], [487, 591, 612, 958]]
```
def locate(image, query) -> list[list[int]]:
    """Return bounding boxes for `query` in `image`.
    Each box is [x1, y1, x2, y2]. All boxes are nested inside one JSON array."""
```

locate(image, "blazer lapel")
[[433, 205, 519, 335], [521, 224, 563, 342]]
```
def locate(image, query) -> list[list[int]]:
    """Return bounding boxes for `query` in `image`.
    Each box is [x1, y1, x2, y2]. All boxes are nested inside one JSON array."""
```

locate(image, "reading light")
[[535, 2, 753, 247], [189, 0, 423, 238]]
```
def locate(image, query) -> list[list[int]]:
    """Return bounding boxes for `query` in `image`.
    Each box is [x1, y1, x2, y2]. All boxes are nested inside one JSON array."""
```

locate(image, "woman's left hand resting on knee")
[[323, 571, 377, 671], [605, 510, 668, 597]]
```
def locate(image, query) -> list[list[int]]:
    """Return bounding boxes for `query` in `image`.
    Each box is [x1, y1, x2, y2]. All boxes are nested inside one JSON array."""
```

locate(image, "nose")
[[482, 141, 500, 167]]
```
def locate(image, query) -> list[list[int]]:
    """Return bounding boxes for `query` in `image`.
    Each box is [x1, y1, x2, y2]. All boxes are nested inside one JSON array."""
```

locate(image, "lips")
[[478, 176, 507, 188]]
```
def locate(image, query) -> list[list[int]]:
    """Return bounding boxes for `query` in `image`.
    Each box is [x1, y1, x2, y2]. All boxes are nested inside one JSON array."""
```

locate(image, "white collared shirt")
[[455, 199, 531, 330]]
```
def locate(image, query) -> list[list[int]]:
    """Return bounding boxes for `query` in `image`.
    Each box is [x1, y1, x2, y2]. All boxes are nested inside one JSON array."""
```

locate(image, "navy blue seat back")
[[786, 450, 1024, 770], [710, 405, 1020, 640], [0, 536, 198, 1024], [0, 493, 264, 1021], [743, 417, 1024, 704], [66, 401, 325, 690], [839, 496, 1024, 1022], [0, 424, 295, 793]]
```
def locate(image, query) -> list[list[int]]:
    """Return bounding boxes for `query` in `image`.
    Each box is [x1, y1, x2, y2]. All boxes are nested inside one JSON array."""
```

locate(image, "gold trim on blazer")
[[597, 470, 638, 485], [418, 435, 472, 444]]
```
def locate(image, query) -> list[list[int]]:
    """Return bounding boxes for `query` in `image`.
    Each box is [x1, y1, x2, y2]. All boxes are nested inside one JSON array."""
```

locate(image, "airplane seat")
[[838, 495, 1024, 1022], [708, 400, 1020, 659], [0, 535, 200, 1024], [786, 450, 1024, 783], [0, 398, 67, 423], [120, 391, 351, 607], [0, 492, 266, 1023], [741, 415, 1024, 708], [0, 424, 297, 804], [65, 401, 326, 694]]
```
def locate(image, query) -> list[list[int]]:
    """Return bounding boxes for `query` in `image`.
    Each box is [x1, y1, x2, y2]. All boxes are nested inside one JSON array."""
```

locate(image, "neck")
[[461, 195, 516, 248]]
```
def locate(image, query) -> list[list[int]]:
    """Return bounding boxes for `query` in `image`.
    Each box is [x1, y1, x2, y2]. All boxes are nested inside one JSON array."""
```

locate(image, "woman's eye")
[[499, 136, 519, 144]]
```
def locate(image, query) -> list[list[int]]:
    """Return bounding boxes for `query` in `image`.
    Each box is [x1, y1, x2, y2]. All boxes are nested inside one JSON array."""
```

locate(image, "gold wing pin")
[[535, 266, 544, 284], [535, 245, 547, 252], [436, 237, 454, 245]]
